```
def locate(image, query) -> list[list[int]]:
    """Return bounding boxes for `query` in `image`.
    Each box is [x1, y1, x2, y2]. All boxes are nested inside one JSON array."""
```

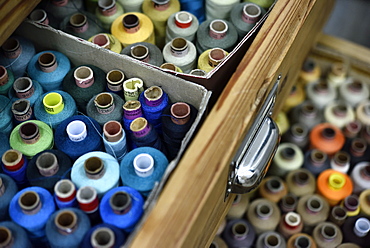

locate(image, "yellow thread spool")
[[328, 173, 346, 190], [43, 92, 64, 114], [198, 48, 229, 73]]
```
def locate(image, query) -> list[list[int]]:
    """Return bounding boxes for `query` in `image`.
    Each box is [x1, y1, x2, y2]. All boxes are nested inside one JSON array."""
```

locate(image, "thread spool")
[[111, 13, 155, 47], [221, 219, 256, 248], [0, 95, 13, 136], [205, 0, 239, 20], [245, 0, 275, 9], [0, 66, 14, 96], [81, 223, 126, 248], [343, 121, 362, 140], [285, 169, 316, 197], [246, 198, 281, 235], [95, 0, 124, 30], [89, 33, 123, 53], [123, 77, 144, 102], [9, 77, 44, 107], [12, 99, 34, 124], [166, 11, 199, 43], [275, 111, 289, 135], [342, 195, 360, 217], [162, 37, 197, 73], [27, 51, 71, 91], [342, 216, 370, 246], [121, 42, 164, 67], [329, 205, 347, 227], [359, 189, 370, 217], [0, 174, 17, 221], [76, 186, 101, 226], [103, 121, 127, 161], [226, 194, 250, 219], [281, 123, 309, 150], [54, 179, 78, 209], [116, 0, 144, 12], [255, 231, 286, 248], [350, 162, 370, 195], [210, 235, 228, 248], [282, 84, 306, 113], [346, 138, 370, 173], [230, 2, 266, 40], [296, 194, 330, 233], [41, 0, 84, 27], [196, 19, 238, 54], [130, 117, 164, 151], [46, 208, 91, 248], [362, 125, 370, 145], [309, 123, 345, 156], [160, 62, 183, 72], [326, 62, 347, 87], [355, 100, 370, 126], [0, 221, 32, 248], [189, 69, 207, 76], [29, 9, 49, 25], [87, 92, 124, 126], [302, 149, 331, 177], [279, 193, 298, 213], [306, 80, 337, 109], [277, 212, 303, 239], [287, 233, 317, 248], [324, 101, 355, 129], [258, 176, 288, 203], [339, 79, 369, 108], [122, 100, 143, 131], [312, 222, 343, 248], [62, 65, 106, 113], [198, 48, 229, 73], [105, 69, 124, 97], [55, 115, 103, 160], [299, 58, 321, 86], [289, 100, 323, 131], [99, 186, 144, 232], [330, 151, 350, 174], [60, 12, 105, 40], [317, 169, 353, 206], [0, 36, 36, 79], [269, 142, 303, 177], [1, 149, 28, 188]]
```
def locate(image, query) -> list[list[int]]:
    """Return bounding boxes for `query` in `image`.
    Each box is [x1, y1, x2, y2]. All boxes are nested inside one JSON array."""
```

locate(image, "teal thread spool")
[[121, 42, 164, 67], [8, 77, 44, 107], [0, 66, 14, 96], [60, 12, 105, 40]]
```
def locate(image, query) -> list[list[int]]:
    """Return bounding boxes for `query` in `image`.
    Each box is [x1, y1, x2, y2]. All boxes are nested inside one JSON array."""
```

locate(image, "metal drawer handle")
[[225, 76, 281, 200]]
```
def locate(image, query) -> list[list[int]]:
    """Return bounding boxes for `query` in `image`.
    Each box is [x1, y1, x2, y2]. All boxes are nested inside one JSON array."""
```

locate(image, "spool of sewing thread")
[[86, 92, 124, 126], [89, 33, 123, 53], [326, 62, 347, 87], [246, 198, 281, 235], [359, 189, 370, 217], [362, 125, 370, 145], [111, 13, 155, 47], [306, 80, 337, 110], [1, 150, 29, 188], [343, 120, 362, 140], [9, 120, 54, 159], [309, 123, 345, 156], [356, 100, 370, 126], [226, 194, 250, 219], [205, 0, 239, 20], [117, 0, 144, 12], [0, 95, 13, 136], [54, 115, 103, 160], [296, 194, 330, 233], [29, 8, 49, 25], [0, 36, 36, 79], [62, 65, 106, 113], [26, 150, 72, 193], [277, 212, 303, 239], [163, 37, 197, 73], [34, 91, 77, 129], [46, 208, 91, 248], [316, 169, 353, 206], [0, 135, 10, 161], [312, 222, 343, 248], [99, 186, 144, 232], [323, 101, 355, 129], [9, 187, 55, 247], [81, 223, 126, 248], [0, 174, 17, 221], [122, 42, 163, 67], [95, 0, 124, 30], [339, 79, 369, 108], [104, 69, 124, 97], [123, 77, 144, 102], [210, 235, 228, 248], [189, 68, 207, 76], [0, 221, 33, 248], [299, 58, 321, 86], [342, 216, 370, 246], [103, 121, 127, 161], [160, 62, 183, 72], [255, 231, 286, 248], [142, 0, 181, 49], [282, 84, 306, 113], [60, 12, 105, 40], [230, 2, 266, 40], [120, 147, 168, 195], [350, 162, 370, 195], [258, 176, 288, 203], [289, 100, 323, 131], [245, 0, 275, 9], [221, 219, 255, 248], [302, 149, 330, 177], [130, 117, 164, 151], [275, 111, 289, 135], [0, 66, 14, 95], [285, 168, 316, 197], [8, 77, 44, 107], [196, 19, 238, 54], [76, 186, 102, 226], [27, 51, 71, 91], [198, 48, 229, 73], [279, 193, 298, 213], [122, 100, 144, 132], [346, 138, 370, 173], [342, 195, 360, 217], [166, 11, 199, 43], [281, 123, 309, 150], [54, 179, 78, 209], [71, 152, 120, 197], [11, 99, 34, 125], [269, 142, 303, 177], [41, 0, 85, 27], [329, 205, 347, 227], [287, 233, 317, 248]]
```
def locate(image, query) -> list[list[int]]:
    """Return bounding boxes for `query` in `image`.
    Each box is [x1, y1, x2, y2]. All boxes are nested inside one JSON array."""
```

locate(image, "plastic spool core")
[[170, 102, 190, 125], [266, 177, 283, 193], [264, 233, 280, 248], [311, 150, 326, 165], [36, 152, 59, 177], [208, 48, 227, 68], [2, 149, 22, 171], [361, 165, 370, 179], [344, 195, 359, 211], [292, 124, 307, 138], [13, 77, 34, 98], [30, 9, 48, 24], [170, 38, 188, 56], [328, 173, 345, 190], [0, 227, 12, 247], [314, 81, 329, 93], [0, 178, 4, 196], [92, 34, 110, 49], [55, 179, 76, 201], [69, 13, 87, 29], [38, 52, 57, 73], [175, 11, 192, 28], [12, 99, 31, 117], [1, 38, 20, 59], [354, 217, 370, 237], [43, 92, 64, 114], [131, 45, 149, 62], [307, 196, 323, 213], [84, 156, 105, 179], [331, 62, 345, 76], [209, 20, 228, 40], [333, 104, 347, 117], [322, 127, 335, 139], [349, 80, 363, 92], [189, 69, 207, 76], [130, 117, 148, 136], [66, 120, 87, 142], [103, 120, 123, 142], [133, 153, 154, 177], [19, 122, 40, 144], [294, 171, 309, 185], [77, 186, 97, 204], [106, 69, 124, 92], [331, 206, 347, 221], [302, 102, 316, 116], [256, 203, 272, 219], [321, 224, 337, 240], [242, 3, 261, 24], [91, 227, 115, 248], [98, 0, 116, 12], [18, 191, 41, 215], [123, 100, 141, 111], [74, 66, 94, 87], [303, 59, 315, 72], [0, 65, 8, 86], [281, 147, 296, 160], [109, 191, 132, 214], [334, 151, 349, 167], [285, 212, 301, 227], [94, 93, 114, 114], [281, 194, 297, 211], [123, 14, 140, 33], [294, 236, 311, 248], [231, 222, 248, 239], [145, 86, 163, 102], [351, 139, 366, 156], [160, 63, 177, 71], [55, 210, 77, 235]]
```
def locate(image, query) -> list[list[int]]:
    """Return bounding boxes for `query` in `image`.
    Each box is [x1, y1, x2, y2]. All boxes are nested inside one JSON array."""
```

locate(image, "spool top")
[[91, 227, 115, 248], [1, 37, 21, 59], [123, 14, 140, 33], [19, 122, 40, 144], [84, 156, 105, 179], [0, 227, 12, 248], [133, 153, 154, 177], [38, 52, 57, 73], [103, 120, 123, 142], [55, 210, 78, 235], [320, 223, 337, 240], [109, 191, 132, 214], [66, 120, 87, 142], [18, 190, 42, 215], [231, 221, 249, 239], [170, 102, 190, 125], [36, 152, 59, 177]]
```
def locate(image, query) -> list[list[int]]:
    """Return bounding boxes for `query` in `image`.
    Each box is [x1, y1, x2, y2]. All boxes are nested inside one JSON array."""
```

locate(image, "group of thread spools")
[[210, 58, 370, 248], [27, 0, 275, 76]]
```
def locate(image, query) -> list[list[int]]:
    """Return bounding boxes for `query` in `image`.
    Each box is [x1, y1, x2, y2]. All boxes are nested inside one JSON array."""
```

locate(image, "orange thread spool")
[[317, 169, 353, 206], [309, 123, 345, 156]]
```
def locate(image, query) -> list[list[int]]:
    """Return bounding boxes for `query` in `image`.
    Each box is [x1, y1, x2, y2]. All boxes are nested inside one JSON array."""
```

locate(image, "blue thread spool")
[[1, 149, 29, 188], [0, 36, 35, 79], [46, 208, 91, 248], [121, 42, 164, 67], [60, 12, 105, 40], [27, 51, 71, 91], [71, 152, 120, 197], [99, 186, 144, 232], [0, 174, 18, 221], [34, 90, 77, 129], [0, 95, 13, 136], [54, 179, 78, 209], [222, 219, 256, 248], [122, 100, 143, 132], [0, 221, 32, 248], [27, 150, 72, 193], [120, 147, 168, 196], [303, 149, 331, 177], [11, 99, 35, 125], [54, 115, 103, 161], [0, 66, 14, 96], [179, 0, 205, 23], [103, 121, 127, 161], [62, 65, 106, 114], [9, 186, 55, 247], [40, 0, 85, 28], [86, 92, 124, 126], [8, 77, 44, 107], [81, 223, 126, 248], [130, 117, 164, 152]]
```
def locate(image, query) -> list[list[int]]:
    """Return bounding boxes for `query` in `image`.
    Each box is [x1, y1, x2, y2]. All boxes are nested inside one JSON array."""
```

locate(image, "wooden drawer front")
[[130, 0, 335, 247]]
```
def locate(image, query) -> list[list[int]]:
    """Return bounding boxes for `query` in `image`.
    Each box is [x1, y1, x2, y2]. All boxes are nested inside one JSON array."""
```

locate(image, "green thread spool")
[[123, 77, 144, 101], [89, 33, 123, 53], [95, 0, 124, 30]]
